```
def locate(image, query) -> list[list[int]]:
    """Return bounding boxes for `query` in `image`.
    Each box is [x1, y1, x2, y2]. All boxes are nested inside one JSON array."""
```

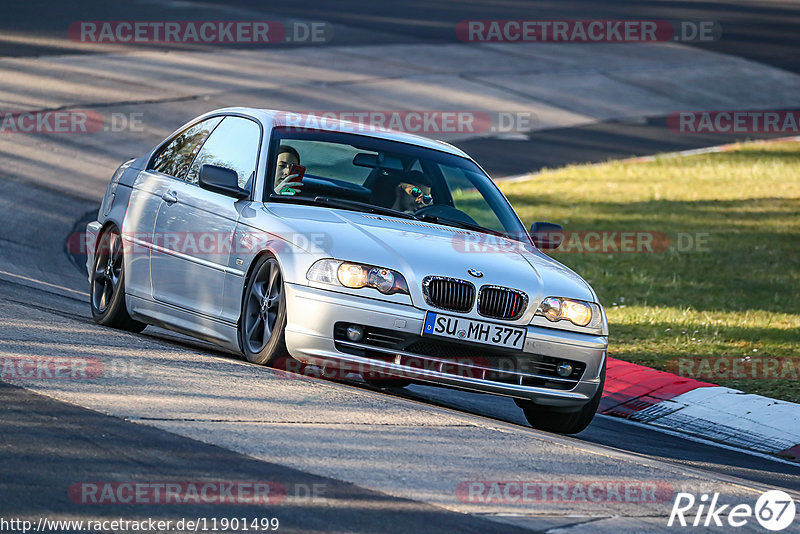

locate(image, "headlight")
[[337, 263, 369, 288], [536, 296, 600, 328], [307, 259, 409, 295]]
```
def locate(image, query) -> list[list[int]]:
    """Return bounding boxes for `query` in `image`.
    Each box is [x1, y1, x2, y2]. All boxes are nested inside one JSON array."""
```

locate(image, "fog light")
[[556, 362, 573, 377], [346, 325, 365, 342]]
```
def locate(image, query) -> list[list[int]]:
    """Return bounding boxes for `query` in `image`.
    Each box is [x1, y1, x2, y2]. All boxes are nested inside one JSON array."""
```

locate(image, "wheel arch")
[[98, 219, 120, 237], [239, 238, 310, 304], [237, 247, 293, 362], [238, 247, 288, 331], [92, 221, 122, 264]]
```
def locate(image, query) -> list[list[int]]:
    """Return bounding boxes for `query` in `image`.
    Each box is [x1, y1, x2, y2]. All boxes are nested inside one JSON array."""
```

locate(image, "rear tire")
[[519, 360, 606, 434], [240, 255, 290, 366], [89, 227, 146, 333]]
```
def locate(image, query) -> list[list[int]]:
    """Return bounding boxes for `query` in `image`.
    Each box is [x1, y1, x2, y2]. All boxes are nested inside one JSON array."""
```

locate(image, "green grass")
[[498, 141, 800, 402]]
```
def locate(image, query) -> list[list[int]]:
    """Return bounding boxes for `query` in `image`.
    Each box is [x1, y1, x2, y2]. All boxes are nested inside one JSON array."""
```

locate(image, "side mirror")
[[530, 222, 563, 250], [199, 164, 248, 200]]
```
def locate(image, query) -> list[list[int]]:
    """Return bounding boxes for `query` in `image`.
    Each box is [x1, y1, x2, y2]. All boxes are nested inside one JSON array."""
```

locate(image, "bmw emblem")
[[467, 269, 483, 278]]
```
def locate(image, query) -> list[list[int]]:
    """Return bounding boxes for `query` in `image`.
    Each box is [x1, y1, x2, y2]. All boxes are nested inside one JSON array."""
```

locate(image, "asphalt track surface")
[[0, 381, 529, 534], [2, 0, 799, 73], [1, 0, 800, 176], [1, 1, 800, 532]]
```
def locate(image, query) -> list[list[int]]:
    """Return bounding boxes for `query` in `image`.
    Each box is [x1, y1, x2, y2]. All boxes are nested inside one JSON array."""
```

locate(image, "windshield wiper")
[[416, 213, 506, 237], [313, 197, 422, 219], [269, 194, 418, 220]]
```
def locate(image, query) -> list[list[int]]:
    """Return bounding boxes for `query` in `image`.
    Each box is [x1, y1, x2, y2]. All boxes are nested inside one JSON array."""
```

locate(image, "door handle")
[[161, 191, 178, 203]]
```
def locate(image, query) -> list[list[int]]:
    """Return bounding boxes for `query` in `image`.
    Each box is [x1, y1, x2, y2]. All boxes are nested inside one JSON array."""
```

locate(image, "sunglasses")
[[409, 186, 433, 206]]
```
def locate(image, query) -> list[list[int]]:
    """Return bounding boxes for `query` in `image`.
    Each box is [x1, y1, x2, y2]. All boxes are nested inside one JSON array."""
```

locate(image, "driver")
[[392, 170, 433, 214], [274, 145, 303, 195]]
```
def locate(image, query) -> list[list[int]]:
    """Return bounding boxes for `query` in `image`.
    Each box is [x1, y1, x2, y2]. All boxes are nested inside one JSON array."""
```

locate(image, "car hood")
[[265, 204, 596, 318]]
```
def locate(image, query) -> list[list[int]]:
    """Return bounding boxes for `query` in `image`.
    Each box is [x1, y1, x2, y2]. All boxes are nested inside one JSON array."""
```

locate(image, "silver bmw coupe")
[[86, 108, 608, 433]]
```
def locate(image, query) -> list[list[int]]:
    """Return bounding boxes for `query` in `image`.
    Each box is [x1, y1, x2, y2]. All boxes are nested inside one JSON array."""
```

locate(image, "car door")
[[123, 116, 222, 301], [150, 115, 262, 319]]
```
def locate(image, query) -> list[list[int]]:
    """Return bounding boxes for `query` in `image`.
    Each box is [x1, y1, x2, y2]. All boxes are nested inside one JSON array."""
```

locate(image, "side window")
[[149, 117, 222, 179], [186, 117, 261, 190]]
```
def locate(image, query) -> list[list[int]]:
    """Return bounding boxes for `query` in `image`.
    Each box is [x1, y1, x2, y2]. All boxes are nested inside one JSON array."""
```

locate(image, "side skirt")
[[127, 294, 241, 353]]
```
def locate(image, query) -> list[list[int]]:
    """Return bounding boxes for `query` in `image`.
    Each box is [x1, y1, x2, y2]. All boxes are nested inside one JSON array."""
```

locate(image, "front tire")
[[89, 227, 146, 333], [519, 360, 606, 434], [240, 255, 290, 366]]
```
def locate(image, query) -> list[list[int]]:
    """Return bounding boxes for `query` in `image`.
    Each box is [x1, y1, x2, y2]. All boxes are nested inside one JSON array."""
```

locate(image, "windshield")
[[265, 127, 529, 242]]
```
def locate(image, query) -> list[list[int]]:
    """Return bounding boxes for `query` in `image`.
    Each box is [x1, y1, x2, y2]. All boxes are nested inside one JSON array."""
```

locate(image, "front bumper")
[[284, 283, 607, 408], [85, 221, 102, 283]]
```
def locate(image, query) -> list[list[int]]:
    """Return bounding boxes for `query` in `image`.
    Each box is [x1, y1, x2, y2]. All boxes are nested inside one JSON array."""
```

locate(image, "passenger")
[[392, 170, 433, 213], [274, 145, 303, 195]]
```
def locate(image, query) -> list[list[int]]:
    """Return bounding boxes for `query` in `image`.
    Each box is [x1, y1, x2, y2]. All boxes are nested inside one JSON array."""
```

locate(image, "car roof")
[[202, 107, 471, 159]]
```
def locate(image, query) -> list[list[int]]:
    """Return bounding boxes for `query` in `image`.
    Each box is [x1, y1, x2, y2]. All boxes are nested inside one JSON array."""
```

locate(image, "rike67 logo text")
[[668, 491, 796, 531]]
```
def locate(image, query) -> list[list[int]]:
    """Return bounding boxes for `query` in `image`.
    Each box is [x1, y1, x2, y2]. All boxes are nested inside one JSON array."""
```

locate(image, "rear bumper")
[[284, 283, 607, 408]]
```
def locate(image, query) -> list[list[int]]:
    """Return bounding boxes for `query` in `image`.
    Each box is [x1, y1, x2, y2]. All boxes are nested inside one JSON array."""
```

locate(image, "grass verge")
[[498, 140, 800, 403]]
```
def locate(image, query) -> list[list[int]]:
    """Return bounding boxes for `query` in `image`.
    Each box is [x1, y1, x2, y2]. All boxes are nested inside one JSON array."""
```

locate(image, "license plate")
[[422, 312, 526, 350]]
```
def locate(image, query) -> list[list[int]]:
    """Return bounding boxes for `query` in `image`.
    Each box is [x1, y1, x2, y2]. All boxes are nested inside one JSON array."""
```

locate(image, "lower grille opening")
[[333, 323, 585, 390]]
